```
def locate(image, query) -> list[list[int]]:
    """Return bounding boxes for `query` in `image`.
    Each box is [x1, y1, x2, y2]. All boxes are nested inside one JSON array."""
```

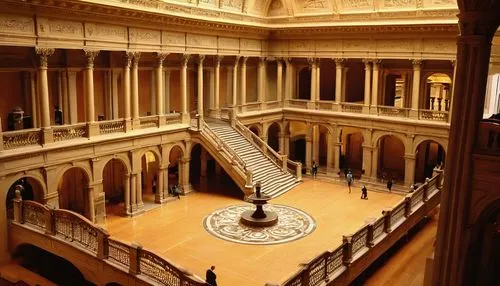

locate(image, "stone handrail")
[[419, 109, 449, 122], [53, 123, 88, 141], [243, 102, 262, 112], [265, 100, 281, 109], [340, 102, 363, 113], [1, 128, 41, 150], [233, 119, 302, 181], [139, 115, 159, 129], [279, 170, 443, 286], [99, 119, 125, 135], [10, 195, 205, 285], [377, 106, 410, 117], [286, 99, 310, 109], [316, 100, 336, 111], [164, 113, 182, 125]]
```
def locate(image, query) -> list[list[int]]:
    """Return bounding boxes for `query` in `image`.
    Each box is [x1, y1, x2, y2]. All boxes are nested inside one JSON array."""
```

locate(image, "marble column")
[[333, 143, 341, 175], [404, 154, 416, 186], [342, 67, 349, 102], [361, 145, 373, 180], [130, 173, 137, 213], [87, 186, 95, 223], [316, 59, 321, 101], [36, 48, 55, 143], [123, 53, 132, 131], [305, 124, 312, 174], [371, 60, 381, 108], [111, 70, 119, 119], [240, 57, 247, 109], [214, 56, 222, 116], [60, 71, 69, 124], [181, 54, 190, 123], [136, 171, 143, 210], [29, 72, 39, 127], [197, 55, 205, 118], [84, 50, 99, 136], [131, 52, 140, 128], [124, 173, 131, 215], [335, 58, 344, 103], [371, 148, 379, 181], [363, 59, 372, 107], [411, 60, 422, 117], [67, 71, 78, 125], [284, 133, 290, 157], [164, 70, 171, 113], [326, 132, 335, 175], [155, 53, 167, 120], [232, 57, 239, 109], [312, 125, 320, 164], [309, 58, 317, 103], [181, 158, 191, 192], [277, 59, 283, 103], [155, 167, 167, 203], [257, 57, 266, 104], [284, 58, 292, 103]]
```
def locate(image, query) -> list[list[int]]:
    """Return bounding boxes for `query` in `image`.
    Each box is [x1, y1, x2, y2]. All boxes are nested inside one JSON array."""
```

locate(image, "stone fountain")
[[240, 182, 278, 227]]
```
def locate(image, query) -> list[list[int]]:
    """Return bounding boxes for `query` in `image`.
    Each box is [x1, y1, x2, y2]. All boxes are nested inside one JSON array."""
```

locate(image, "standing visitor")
[[206, 265, 217, 286], [361, 185, 368, 199], [387, 178, 393, 192], [311, 161, 318, 178], [346, 170, 354, 193], [152, 175, 157, 194]]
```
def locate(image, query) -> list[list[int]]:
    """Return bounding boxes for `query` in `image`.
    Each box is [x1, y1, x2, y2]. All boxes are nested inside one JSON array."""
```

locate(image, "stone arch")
[[1, 170, 48, 201], [54, 162, 93, 188], [339, 126, 365, 174], [412, 136, 448, 154], [136, 146, 162, 166], [95, 154, 132, 181], [165, 141, 187, 160], [56, 165, 92, 218], [372, 131, 409, 153], [414, 139, 447, 183], [101, 156, 130, 215], [375, 134, 406, 181], [167, 142, 186, 189], [422, 72, 453, 111], [266, 121, 282, 152], [248, 124, 263, 136]]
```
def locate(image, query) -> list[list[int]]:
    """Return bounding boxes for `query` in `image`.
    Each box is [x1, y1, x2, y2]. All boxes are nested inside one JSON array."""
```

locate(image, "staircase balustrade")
[[279, 170, 443, 286], [233, 119, 302, 181], [10, 192, 205, 286]]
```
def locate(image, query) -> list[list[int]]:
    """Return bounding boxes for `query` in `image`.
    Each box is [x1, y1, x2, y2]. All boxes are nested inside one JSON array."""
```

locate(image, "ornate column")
[[371, 148, 379, 181], [181, 54, 190, 123], [84, 50, 99, 136], [333, 143, 341, 175], [316, 59, 321, 101], [123, 52, 132, 131], [411, 60, 422, 118], [335, 58, 344, 104], [156, 53, 167, 124], [371, 60, 381, 110], [130, 172, 137, 213], [135, 171, 144, 211], [29, 72, 39, 127], [305, 123, 312, 174], [276, 59, 283, 103], [131, 52, 140, 128], [433, 5, 500, 285], [312, 125, 320, 164], [181, 157, 191, 192], [308, 58, 317, 104], [404, 154, 416, 186], [111, 69, 119, 119], [36, 48, 55, 143], [363, 59, 372, 113], [197, 55, 205, 119], [257, 57, 266, 104], [240, 57, 247, 110], [214, 55, 222, 116], [232, 57, 239, 111]]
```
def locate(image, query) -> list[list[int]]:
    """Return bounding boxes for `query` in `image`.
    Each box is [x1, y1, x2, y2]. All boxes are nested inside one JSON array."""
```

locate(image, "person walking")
[[206, 265, 217, 286], [346, 170, 354, 193], [361, 185, 368, 199], [387, 178, 393, 192], [311, 161, 318, 178]]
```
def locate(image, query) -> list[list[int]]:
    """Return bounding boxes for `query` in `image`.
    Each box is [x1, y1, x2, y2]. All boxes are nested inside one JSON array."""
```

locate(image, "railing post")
[[367, 223, 375, 247], [13, 189, 22, 223], [129, 242, 142, 275], [404, 196, 412, 217], [342, 235, 353, 266], [296, 162, 302, 182], [45, 206, 55, 235], [97, 227, 110, 259], [301, 266, 311, 286], [382, 209, 393, 233], [423, 178, 430, 202], [281, 155, 287, 172]]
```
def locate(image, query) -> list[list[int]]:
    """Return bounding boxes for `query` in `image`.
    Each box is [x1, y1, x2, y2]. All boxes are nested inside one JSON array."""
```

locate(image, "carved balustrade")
[[2, 128, 41, 150], [99, 119, 125, 135], [419, 110, 449, 122], [377, 106, 410, 117], [53, 123, 88, 141], [286, 99, 309, 109], [274, 170, 443, 286], [139, 115, 159, 129], [265, 100, 281, 110], [164, 113, 182, 125], [10, 199, 205, 285], [340, 102, 363, 113]]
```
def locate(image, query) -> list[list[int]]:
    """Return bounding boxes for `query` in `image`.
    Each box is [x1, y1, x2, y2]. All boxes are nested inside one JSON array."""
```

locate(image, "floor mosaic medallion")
[[203, 204, 316, 245]]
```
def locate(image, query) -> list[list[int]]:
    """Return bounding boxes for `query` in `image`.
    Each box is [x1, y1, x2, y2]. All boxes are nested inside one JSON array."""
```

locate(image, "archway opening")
[[57, 167, 90, 219], [267, 122, 281, 152], [168, 145, 184, 197], [415, 140, 446, 183], [290, 136, 306, 171], [249, 125, 260, 145], [103, 159, 128, 216], [377, 135, 405, 182], [141, 151, 159, 205], [340, 128, 364, 177], [6, 178, 44, 219], [383, 72, 408, 107], [298, 67, 311, 100], [424, 73, 452, 111], [318, 125, 329, 169]]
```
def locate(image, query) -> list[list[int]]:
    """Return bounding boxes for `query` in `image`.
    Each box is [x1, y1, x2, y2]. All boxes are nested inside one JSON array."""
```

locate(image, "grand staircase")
[[205, 119, 300, 198]]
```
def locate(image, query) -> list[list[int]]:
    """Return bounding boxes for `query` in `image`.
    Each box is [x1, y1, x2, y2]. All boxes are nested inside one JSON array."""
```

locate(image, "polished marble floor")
[[100, 178, 404, 286]]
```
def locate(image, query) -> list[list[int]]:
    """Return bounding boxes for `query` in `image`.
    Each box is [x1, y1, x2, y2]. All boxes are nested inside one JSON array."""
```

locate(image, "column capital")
[[182, 53, 191, 66], [307, 57, 317, 66], [362, 58, 372, 65], [198, 54, 205, 64], [84, 50, 100, 69], [241, 56, 248, 66], [155, 52, 168, 67], [234, 56, 241, 67], [123, 51, 133, 68], [259, 57, 266, 65], [215, 55, 224, 65], [450, 59, 456, 67], [35, 47, 55, 68], [334, 58, 346, 65], [131, 52, 141, 68], [411, 59, 423, 68]]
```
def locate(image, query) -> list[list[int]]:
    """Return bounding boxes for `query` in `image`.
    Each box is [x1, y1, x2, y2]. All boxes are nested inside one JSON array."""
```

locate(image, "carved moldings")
[[303, 0, 328, 9], [218, 37, 240, 49], [422, 39, 456, 52], [343, 39, 372, 51], [186, 34, 217, 48], [289, 40, 315, 52], [0, 14, 35, 35], [376, 39, 413, 51], [240, 39, 261, 52], [220, 0, 243, 10], [162, 31, 185, 50], [84, 50, 100, 68], [37, 18, 83, 39], [383, 0, 416, 8], [341, 0, 373, 10], [85, 23, 127, 42], [35, 47, 55, 68], [129, 28, 161, 44]]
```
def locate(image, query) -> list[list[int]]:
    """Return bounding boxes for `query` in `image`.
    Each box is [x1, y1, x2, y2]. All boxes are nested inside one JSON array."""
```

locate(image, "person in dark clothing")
[[387, 179, 393, 192], [346, 170, 354, 193], [206, 265, 217, 286], [361, 185, 368, 200], [311, 161, 318, 178], [152, 175, 157, 194]]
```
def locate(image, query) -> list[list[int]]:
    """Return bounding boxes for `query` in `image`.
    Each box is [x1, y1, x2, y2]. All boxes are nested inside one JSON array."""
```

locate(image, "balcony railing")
[[99, 119, 125, 135], [2, 128, 41, 150], [10, 196, 205, 285], [53, 123, 88, 141], [279, 170, 443, 286], [377, 106, 410, 117], [419, 110, 449, 122], [340, 102, 363, 113]]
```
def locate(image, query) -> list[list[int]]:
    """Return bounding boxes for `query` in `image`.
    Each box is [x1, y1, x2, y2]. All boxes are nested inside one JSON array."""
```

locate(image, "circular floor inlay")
[[203, 204, 316, 245]]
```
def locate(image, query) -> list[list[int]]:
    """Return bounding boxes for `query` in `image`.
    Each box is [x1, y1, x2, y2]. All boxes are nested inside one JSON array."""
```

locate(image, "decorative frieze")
[[37, 17, 83, 38], [129, 28, 161, 44], [0, 14, 35, 35], [186, 34, 217, 48], [85, 23, 127, 42]]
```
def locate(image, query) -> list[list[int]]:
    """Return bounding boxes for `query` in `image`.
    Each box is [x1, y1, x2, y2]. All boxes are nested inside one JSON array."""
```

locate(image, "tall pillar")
[[277, 59, 283, 102], [131, 52, 140, 128], [316, 59, 321, 101], [84, 50, 99, 136], [342, 67, 349, 102], [404, 154, 416, 186], [257, 57, 266, 103], [136, 171, 143, 210], [67, 71, 78, 124], [232, 57, 239, 109], [213, 56, 222, 115], [371, 148, 379, 181], [124, 173, 131, 215], [130, 172, 137, 212], [29, 72, 39, 127], [35, 48, 55, 143], [181, 54, 190, 123], [155, 53, 167, 120], [433, 6, 500, 285], [181, 158, 191, 192], [111, 70, 119, 119], [284, 133, 290, 157], [448, 60, 457, 123], [122, 53, 132, 131], [309, 58, 317, 103], [333, 143, 341, 175], [362, 145, 373, 180], [284, 58, 292, 103], [411, 60, 422, 117], [305, 124, 312, 174], [326, 132, 335, 175], [335, 58, 344, 103], [164, 70, 171, 113], [312, 125, 320, 164], [363, 59, 372, 107], [87, 186, 95, 223], [155, 167, 167, 203], [240, 57, 247, 108], [197, 55, 205, 118], [371, 60, 381, 108]]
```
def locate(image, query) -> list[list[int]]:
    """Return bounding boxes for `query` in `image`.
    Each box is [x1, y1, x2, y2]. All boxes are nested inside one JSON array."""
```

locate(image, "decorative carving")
[[162, 31, 185, 46], [37, 18, 83, 38], [182, 54, 191, 66], [198, 55, 205, 64], [241, 56, 248, 66], [123, 52, 133, 68], [85, 23, 127, 41], [131, 52, 141, 68], [0, 15, 35, 34], [384, 0, 414, 8], [342, 0, 371, 9], [84, 50, 100, 69], [240, 39, 261, 51], [215, 55, 224, 65], [155, 52, 168, 67], [412, 59, 422, 67], [218, 37, 239, 50], [334, 58, 345, 65], [234, 56, 241, 66], [35, 48, 55, 68], [187, 34, 217, 47], [303, 0, 327, 9], [129, 28, 161, 44]]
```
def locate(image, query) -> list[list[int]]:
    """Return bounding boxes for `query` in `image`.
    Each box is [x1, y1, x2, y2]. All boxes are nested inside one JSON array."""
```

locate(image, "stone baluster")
[[382, 208, 393, 233]]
